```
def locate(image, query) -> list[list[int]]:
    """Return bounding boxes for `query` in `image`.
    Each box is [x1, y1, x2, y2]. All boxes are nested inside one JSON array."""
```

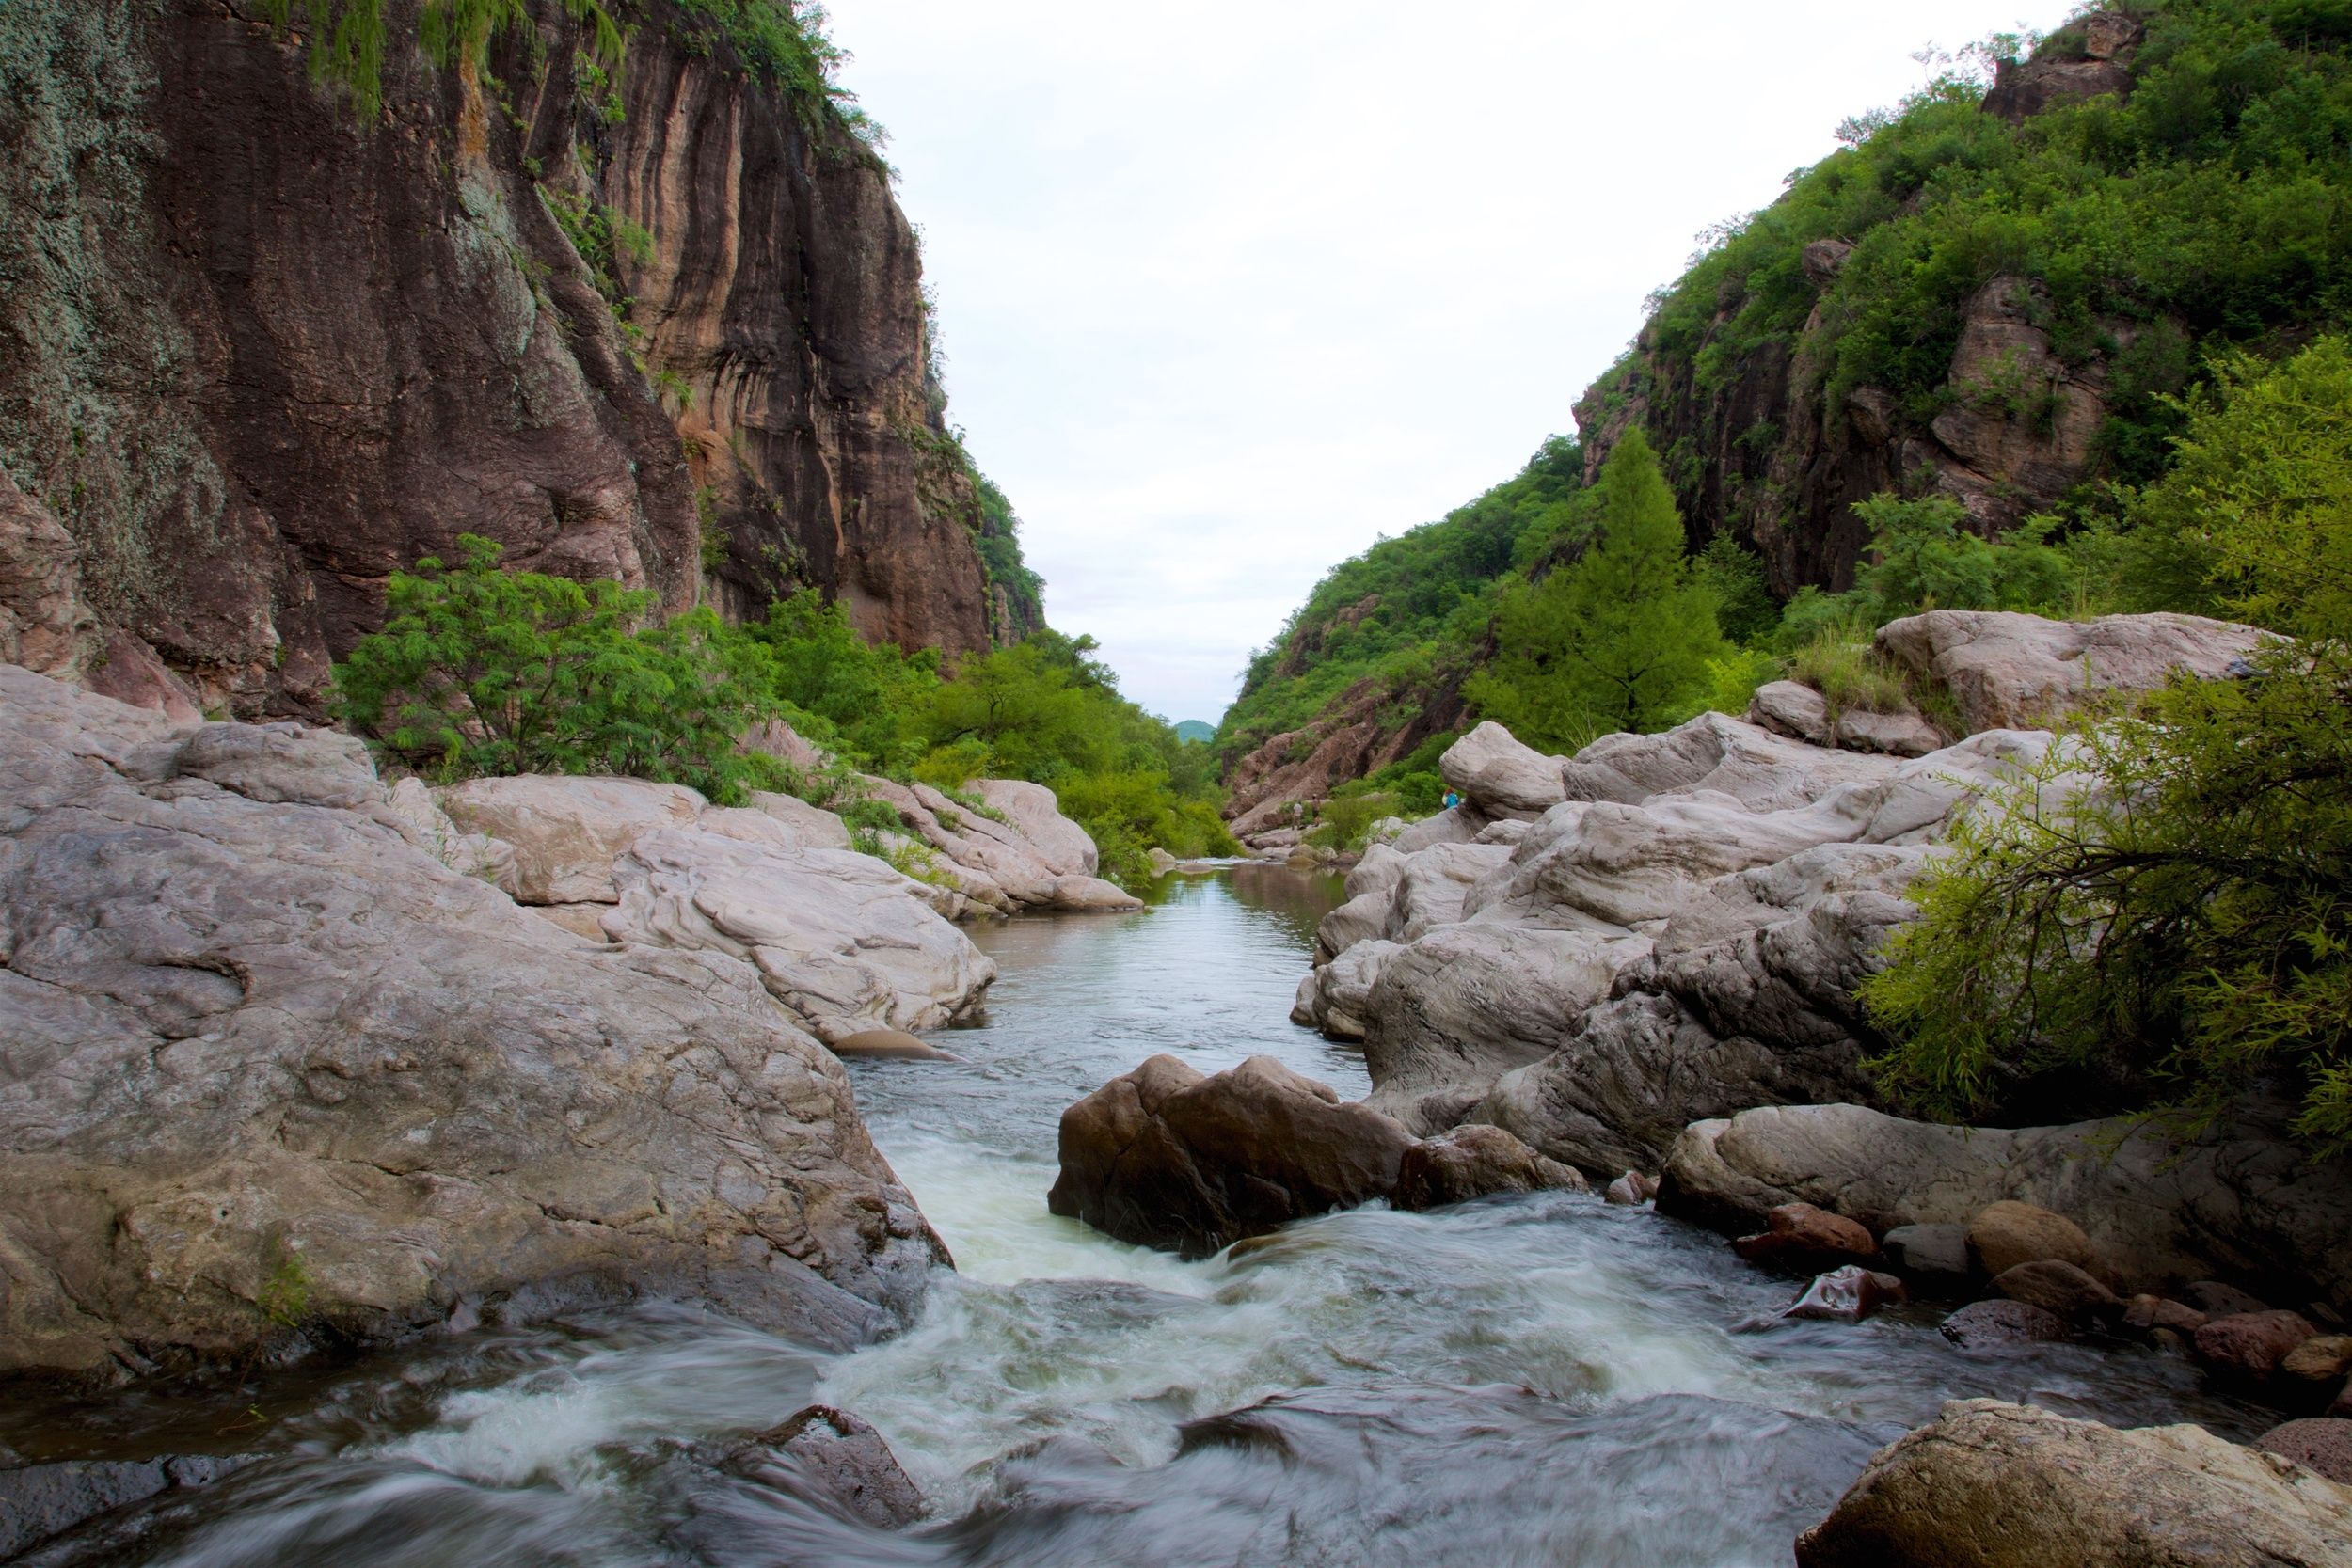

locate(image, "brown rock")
[[1390, 1125, 1586, 1212], [719, 1405, 925, 1529], [1940, 1299, 2071, 1351], [830, 1030, 956, 1062], [1735, 1203, 1878, 1269], [2332, 1381, 2352, 1418], [1965, 1199, 2091, 1279], [1990, 1259, 2119, 1323], [0, 470, 95, 680], [2187, 1280, 2276, 1320], [1604, 1170, 1660, 1207], [1795, 1399, 2352, 1568], [2197, 1311, 2321, 1381], [2122, 1293, 2209, 1335], [2257, 1418, 2352, 1486], [1784, 1267, 1909, 1323], [1046, 1055, 1415, 1258], [2283, 1336, 2352, 1386]]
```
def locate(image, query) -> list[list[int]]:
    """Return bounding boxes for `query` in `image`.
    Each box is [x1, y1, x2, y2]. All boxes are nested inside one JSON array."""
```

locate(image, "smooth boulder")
[[1795, 1399, 2352, 1567], [1873, 609, 2270, 735], [1968, 1200, 2092, 1279], [2260, 1420, 2352, 1486], [1438, 721, 1566, 816], [1733, 1203, 1878, 1271], [1047, 1056, 1415, 1258]]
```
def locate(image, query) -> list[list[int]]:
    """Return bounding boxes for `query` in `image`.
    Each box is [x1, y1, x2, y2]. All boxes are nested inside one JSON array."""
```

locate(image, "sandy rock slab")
[[0, 663, 942, 1382], [1797, 1399, 2352, 1567]]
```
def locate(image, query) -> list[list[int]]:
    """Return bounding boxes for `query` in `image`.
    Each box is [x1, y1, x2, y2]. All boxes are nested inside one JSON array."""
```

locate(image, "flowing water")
[[10, 867, 2271, 1567]]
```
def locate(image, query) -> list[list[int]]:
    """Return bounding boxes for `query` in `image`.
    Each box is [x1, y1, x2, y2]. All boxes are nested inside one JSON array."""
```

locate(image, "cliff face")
[[0, 0, 1021, 718], [1575, 13, 2149, 596]]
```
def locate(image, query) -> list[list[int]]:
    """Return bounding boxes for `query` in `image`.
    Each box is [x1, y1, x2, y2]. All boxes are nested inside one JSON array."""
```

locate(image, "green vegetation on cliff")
[[333, 538, 1224, 885]]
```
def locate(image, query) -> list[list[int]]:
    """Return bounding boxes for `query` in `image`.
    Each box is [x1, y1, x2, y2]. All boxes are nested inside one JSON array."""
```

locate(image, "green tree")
[[1465, 430, 1724, 749], [1850, 493, 2066, 616]]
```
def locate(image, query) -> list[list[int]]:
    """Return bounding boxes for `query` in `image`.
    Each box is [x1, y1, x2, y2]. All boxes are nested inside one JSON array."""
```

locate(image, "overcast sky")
[[826, 2, 2045, 725]]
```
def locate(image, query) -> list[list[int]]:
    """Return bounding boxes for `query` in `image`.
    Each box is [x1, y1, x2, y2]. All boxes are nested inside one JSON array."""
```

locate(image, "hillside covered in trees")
[[1222, 0, 2352, 839]]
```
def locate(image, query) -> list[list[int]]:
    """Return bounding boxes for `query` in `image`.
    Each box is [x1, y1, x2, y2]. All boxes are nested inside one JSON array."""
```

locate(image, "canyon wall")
[[0, 0, 1030, 718]]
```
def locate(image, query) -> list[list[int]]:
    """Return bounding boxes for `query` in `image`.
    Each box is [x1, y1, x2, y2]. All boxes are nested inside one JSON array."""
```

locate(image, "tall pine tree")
[[1465, 429, 1722, 750]]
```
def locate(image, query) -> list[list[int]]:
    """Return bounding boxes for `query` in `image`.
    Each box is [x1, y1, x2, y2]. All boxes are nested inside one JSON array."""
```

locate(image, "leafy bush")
[[1309, 790, 1399, 853], [331, 535, 787, 803]]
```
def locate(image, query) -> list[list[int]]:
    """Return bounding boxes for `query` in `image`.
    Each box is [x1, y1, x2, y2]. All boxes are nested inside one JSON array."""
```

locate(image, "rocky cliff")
[[0, 0, 1036, 720]]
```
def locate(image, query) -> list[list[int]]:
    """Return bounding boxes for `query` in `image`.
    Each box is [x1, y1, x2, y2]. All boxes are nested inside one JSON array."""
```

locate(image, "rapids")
[[5, 867, 2271, 1567]]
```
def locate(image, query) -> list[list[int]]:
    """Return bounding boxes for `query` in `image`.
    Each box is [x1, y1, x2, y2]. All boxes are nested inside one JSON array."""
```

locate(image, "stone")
[[1832, 706, 1942, 757], [1794, 1399, 2352, 1568], [829, 1029, 955, 1062], [744, 790, 853, 850], [0, 1455, 250, 1560], [1604, 1171, 1660, 1207], [1046, 1055, 1416, 1258], [2285, 1336, 2352, 1386], [2188, 1281, 2276, 1321], [437, 775, 705, 903], [1389, 1125, 1587, 1212], [1658, 1103, 2352, 1320], [1967, 1200, 2093, 1279], [1732, 1203, 1878, 1270], [1940, 1299, 2071, 1350], [601, 827, 994, 1043], [1874, 609, 2269, 736], [2259, 1419, 2352, 1487], [0, 469, 95, 680], [718, 1405, 925, 1528], [975, 779, 1099, 877], [1881, 1225, 1972, 1296], [2198, 1311, 2320, 1381], [0, 664, 942, 1378], [2123, 1294, 2210, 1336], [1783, 1266, 1908, 1323], [1050, 875, 1146, 912], [1990, 1259, 2119, 1322], [1438, 721, 1567, 816], [1749, 680, 1832, 746]]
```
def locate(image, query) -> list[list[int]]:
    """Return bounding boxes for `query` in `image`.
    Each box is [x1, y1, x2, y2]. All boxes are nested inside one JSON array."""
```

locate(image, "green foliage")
[[974, 474, 1047, 638], [1694, 533, 1780, 645], [540, 182, 652, 341], [331, 535, 787, 803], [1463, 430, 1726, 749], [1850, 493, 2069, 615], [740, 590, 940, 774], [1309, 789, 1400, 854], [1783, 618, 1914, 716], [669, 0, 882, 146], [1704, 645, 1781, 717], [1863, 640, 2352, 1149], [1216, 436, 1585, 768], [260, 0, 621, 123], [256, 1243, 314, 1330]]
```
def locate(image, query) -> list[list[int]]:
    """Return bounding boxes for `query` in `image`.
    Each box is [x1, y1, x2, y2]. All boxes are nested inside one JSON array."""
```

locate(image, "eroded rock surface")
[[0, 664, 943, 1380], [1795, 1399, 2352, 1567], [1874, 609, 2268, 735]]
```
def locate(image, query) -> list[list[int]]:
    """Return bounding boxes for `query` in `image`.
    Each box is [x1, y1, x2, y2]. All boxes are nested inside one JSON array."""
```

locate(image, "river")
[[15, 867, 2267, 1567]]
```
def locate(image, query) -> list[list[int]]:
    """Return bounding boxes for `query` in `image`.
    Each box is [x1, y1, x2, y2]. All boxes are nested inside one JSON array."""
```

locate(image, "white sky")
[[827, 2, 2046, 724]]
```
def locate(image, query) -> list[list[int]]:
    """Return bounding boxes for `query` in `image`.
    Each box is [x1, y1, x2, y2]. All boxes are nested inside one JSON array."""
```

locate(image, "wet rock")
[[1733, 1203, 1878, 1271], [1390, 1125, 1587, 1212], [1940, 1299, 2071, 1350], [2198, 1311, 2320, 1381], [2188, 1281, 2276, 1321], [2284, 1336, 2352, 1386], [1795, 1399, 2352, 1568], [2258, 1419, 2352, 1486], [1873, 609, 2268, 736], [1047, 1055, 1415, 1258], [2123, 1293, 2210, 1336], [1783, 1266, 1908, 1323], [1990, 1259, 2119, 1323], [1966, 1200, 2092, 1279], [0, 665, 941, 1378], [719, 1405, 925, 1528], [1604, 1171, 1660, 1207], [1881, 1224, 1971, 1296], [1438, 721, 1567, 816], [0, 1455, 250, 1560], [829, 1029, 955, 1061]]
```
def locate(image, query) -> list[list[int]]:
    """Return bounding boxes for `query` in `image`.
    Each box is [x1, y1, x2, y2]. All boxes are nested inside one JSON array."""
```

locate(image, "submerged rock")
[[0, 664, 942, 1379], [1989, 1259, 2119, 1323], [714, 1405, 925, 1528], [1795, 1398, 2352, 1567], [1939, 1300, 2071, 1350], [1047, 1056, 1414, 1258], [1782, 1266, 1908, 1323]]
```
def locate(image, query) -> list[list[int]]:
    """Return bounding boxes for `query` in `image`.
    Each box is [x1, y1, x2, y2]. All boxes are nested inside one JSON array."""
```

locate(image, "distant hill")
[[1173, 720, 1216, 743]]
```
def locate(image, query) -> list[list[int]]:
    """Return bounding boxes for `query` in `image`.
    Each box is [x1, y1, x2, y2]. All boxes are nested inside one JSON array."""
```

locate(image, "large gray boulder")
[[0, 664, 943, 1379], [1659, 1101, 2352, 1314], [1795, 1399, 2352, 1567], [1874, 609, 2269, 735], [1438, 721, 1567, 816], [1047, 1055, 1414, 1258]]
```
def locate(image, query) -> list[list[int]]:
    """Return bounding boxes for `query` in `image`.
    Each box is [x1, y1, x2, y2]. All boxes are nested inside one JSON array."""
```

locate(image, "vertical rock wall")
[[0, 0, 1014, 718]]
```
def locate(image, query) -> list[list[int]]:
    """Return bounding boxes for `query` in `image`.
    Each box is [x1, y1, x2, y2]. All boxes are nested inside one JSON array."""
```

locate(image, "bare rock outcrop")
[[0, 663, 944, 1381], [1046, 1055, 1415, 1258], [1874, 609, 2270, 735], [1795, 1399, 2352, 1568], [1658, 1101, 2352, 1315]]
